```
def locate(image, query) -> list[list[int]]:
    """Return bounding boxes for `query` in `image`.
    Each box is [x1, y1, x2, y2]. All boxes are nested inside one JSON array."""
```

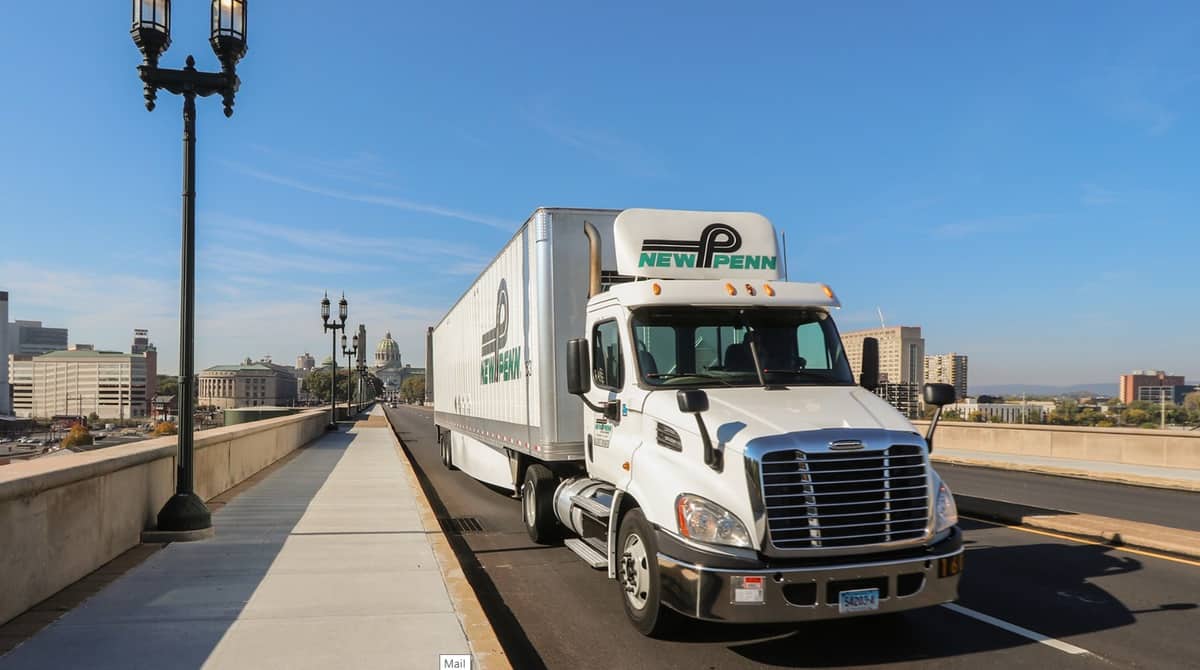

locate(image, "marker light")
[[763, 284, 775, 297], [725, 283, 737, 296], [651, 283, 661, 295], [821, 284, 835, 299], [744, 284, 756, 296]]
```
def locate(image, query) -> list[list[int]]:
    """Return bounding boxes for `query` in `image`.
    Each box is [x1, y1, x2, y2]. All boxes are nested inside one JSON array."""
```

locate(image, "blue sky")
[[1, 2, 1196, 386]]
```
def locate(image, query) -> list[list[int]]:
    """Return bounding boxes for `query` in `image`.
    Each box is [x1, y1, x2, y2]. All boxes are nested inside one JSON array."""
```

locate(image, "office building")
[[841, 326, 925, 385], [925, 353, 968, 402], [296, 352, 315, 374], [8, 320, 68, 356], [1136, 385, 1195, 405], [0, 292, 8, 415], [841, 326, 925, 417], [199, 358, 298, 409], [131, 329, 151, 355], [1119, 370, 1185, 404], [9, 346, 155, 420], [943, 399, 1054, 424]]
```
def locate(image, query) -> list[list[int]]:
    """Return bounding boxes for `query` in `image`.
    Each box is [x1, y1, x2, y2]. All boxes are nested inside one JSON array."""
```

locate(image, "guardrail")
[[0, 408, 329, 626], [913, 420, 1200, 469]]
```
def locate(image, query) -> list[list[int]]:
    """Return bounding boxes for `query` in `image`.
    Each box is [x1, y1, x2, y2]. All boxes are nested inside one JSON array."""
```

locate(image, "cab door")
[[584, 309, 640, 486]]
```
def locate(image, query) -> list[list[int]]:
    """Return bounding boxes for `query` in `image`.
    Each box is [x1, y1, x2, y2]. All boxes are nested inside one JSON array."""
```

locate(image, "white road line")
[[941, 603, 1091, 656]]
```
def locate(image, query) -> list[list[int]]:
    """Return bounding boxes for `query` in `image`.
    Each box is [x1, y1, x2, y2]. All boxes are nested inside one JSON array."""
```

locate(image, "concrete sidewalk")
[[0, 406, 503, 670], [933, 447, 1200, 492]]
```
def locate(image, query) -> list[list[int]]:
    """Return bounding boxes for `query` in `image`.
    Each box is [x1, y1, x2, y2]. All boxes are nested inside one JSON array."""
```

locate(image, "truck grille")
[[761, 444, 929, 549]]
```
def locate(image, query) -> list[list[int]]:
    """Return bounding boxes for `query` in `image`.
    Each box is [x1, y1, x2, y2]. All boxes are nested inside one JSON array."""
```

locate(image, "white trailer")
[[432, 207, 963, 635]]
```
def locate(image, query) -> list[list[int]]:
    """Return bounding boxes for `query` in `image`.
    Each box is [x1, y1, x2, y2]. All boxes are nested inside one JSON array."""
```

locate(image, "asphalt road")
[[937, 462, 1200, 532], [385, 405, 1200, 670]]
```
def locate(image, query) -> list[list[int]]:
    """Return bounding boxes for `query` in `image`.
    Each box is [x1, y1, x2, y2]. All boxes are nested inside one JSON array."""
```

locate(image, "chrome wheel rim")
[[523, 482, 535, 529], [621, 532, 650, 611]]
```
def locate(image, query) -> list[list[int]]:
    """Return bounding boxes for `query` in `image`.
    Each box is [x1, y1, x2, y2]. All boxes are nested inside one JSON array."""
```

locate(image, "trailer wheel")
[[439, 432, 456, 470], [617, 508, 678, 637], [521, 464, 559, 544]]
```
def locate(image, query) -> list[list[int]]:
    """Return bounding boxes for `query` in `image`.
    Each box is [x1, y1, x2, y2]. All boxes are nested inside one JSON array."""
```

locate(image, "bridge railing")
[[913, 420, 1200, 469]]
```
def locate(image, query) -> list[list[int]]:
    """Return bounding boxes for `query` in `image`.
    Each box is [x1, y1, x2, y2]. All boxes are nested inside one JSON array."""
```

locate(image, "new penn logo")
[[480, 278, 521, 384], [638, 223, 777, 271]]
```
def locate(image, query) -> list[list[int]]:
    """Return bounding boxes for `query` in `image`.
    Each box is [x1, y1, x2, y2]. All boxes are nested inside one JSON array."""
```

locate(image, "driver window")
[[592, 320, 624, 390]]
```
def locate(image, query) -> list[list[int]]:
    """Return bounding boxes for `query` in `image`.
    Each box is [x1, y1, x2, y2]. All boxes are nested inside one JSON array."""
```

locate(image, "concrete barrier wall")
[[0, 409, 328, 626], [913, 420, 1200, 469]]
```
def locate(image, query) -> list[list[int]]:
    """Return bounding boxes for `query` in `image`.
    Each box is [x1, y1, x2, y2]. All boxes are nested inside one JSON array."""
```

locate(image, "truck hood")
[[639, 385, 920, 455]]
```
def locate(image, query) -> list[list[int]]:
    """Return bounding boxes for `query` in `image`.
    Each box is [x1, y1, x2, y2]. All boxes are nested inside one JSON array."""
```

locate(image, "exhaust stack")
[[583, 220, 601, 298]]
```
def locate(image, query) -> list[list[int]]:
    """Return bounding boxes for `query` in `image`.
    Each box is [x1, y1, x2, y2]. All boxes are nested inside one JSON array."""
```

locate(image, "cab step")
[[564, 537, 607, 569], [571, 494, 611, 519]]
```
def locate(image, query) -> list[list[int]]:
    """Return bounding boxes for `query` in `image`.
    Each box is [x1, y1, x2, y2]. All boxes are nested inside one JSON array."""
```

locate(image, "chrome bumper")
[[657, 527, 963, 623]]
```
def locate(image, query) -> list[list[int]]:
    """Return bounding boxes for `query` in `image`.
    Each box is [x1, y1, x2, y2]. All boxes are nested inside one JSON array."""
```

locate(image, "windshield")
[[630, 307, 855, 388]]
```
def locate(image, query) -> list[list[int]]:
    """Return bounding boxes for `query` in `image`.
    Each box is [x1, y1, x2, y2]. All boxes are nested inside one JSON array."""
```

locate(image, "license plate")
[[838, 588, 879, 613]]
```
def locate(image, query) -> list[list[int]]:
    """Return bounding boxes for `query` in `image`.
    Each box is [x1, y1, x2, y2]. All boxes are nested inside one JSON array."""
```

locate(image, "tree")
[[154, 421, 178, 436], [87, 412, 100, 424], [1184, 392, 1200, 413], [61, 423, 93, 449], [157, 375, 178, 398], [943, 409, 963, 421], [301, 369, 352, 403], [1123, 408, 1150, 425], [401, 376, 426, 404]]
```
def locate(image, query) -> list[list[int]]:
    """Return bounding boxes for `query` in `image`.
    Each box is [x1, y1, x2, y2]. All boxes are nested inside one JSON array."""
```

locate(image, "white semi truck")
[[431, 207, 963, 635]]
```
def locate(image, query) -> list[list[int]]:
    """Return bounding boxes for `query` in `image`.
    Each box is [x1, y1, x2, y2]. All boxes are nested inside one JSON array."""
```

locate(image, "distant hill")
[[971, 383, 1118, 398]]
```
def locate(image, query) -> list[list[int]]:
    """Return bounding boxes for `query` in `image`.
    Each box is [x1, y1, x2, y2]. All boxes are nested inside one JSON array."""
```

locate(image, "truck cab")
[[555, 209, 963, 634]]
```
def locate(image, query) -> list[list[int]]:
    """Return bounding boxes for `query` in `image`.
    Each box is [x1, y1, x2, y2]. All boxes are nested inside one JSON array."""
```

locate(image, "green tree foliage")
[[60, 423, 93, 449], [87, 412, 100, 423], [302, 369, 354, 402], [157, 375, 178, 398], [401, 376, 426, 404], [1183, 392, 1200, 413]]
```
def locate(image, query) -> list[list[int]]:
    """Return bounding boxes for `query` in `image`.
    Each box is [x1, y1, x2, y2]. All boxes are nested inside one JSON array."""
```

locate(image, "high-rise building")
[[841, 326, 925, 419], [295, 352, 315, 373], [925, 353, 968, 401], [8, 320, 68, 356], [0, 291, 8, 415], [841, 326, 925, 385], [131, 329, 151, 355], [9, 346, 155, 419], [1119, 370, 1185, 404]]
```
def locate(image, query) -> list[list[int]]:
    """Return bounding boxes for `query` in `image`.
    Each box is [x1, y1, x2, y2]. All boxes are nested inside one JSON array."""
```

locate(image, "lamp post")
[[321, 292, 348, 430], [131, 0, 247, 535], [342, 333, 358, 420]]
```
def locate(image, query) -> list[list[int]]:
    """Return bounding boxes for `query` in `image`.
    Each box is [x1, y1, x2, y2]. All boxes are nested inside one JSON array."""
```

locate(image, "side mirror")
[[677, 389, 709, 414], [566, 338, 591, 395], [923, 383, 956, 407], [677, 390, 719, 471], [860, 337, 879, 390]]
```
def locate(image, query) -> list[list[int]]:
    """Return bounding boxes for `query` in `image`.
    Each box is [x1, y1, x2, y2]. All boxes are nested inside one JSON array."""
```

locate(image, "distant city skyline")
[[2, 4, 1198, 386]]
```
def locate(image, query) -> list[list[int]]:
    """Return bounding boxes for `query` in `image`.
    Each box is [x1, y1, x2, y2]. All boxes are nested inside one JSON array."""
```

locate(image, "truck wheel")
[[521, 464, 559, 544], [617, 508, 678, 637], [440, 432, 456, 470]]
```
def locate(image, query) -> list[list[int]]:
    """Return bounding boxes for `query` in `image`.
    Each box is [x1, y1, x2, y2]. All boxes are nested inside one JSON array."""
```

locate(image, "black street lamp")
[[322, 292, 348, 430], [133, 0, 248, 536], [342, 332, 358, 420]]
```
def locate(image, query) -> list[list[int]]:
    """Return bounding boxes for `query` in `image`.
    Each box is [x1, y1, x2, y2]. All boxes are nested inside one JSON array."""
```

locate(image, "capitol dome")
[[375, 332, 401, 368]]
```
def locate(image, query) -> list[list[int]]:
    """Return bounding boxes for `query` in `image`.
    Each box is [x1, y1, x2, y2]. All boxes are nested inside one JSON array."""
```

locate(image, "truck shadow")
[[672, 520, 1194, 666]]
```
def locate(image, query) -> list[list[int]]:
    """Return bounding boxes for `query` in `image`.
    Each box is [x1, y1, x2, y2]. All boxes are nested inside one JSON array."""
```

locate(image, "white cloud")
[[227, 164, 513, 230]]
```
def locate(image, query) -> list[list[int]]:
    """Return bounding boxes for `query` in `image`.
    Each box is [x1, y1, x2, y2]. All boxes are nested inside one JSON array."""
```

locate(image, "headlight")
[[675, 493, 753, 548], [935, 479, 958, 532]]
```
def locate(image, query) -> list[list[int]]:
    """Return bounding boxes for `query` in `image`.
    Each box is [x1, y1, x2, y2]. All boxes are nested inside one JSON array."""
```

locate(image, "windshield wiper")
[[646, 372, 737, 387]]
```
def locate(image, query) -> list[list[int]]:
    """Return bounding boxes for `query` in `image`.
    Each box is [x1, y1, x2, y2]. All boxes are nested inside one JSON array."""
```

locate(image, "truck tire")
[[521, 464, 559, 544], [439, 431, 456, 470], [617, 508, 678, 637]]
